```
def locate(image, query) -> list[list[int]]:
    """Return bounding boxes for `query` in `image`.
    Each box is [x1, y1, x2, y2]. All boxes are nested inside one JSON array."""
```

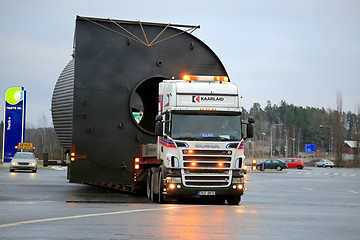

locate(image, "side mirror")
[[243, 117, 255, 139], [246, 122, 254, 139], [155, 115, 163, 136]]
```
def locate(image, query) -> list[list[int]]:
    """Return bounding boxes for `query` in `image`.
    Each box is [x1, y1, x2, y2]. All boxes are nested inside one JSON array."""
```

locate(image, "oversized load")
[[51, 16, 253, 204]]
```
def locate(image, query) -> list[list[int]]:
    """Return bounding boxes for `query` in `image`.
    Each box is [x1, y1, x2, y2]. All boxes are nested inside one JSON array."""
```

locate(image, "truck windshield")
[[171, 113, 242, 141]]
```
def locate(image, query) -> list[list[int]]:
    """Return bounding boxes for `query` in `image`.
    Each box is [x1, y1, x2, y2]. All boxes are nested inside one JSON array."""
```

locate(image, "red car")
[[284, 158, 304, 169]]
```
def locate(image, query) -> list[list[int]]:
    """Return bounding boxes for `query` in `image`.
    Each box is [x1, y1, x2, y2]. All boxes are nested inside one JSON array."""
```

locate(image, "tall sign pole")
[[2, 87, 26, 163]]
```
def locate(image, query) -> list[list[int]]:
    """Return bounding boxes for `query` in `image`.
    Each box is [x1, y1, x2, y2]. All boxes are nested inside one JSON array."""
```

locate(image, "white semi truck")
[[140, 75, 254, 204]]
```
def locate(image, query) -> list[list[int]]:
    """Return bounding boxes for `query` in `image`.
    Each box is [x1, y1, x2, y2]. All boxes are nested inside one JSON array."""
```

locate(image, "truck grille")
[[182, 153, 232, 188]]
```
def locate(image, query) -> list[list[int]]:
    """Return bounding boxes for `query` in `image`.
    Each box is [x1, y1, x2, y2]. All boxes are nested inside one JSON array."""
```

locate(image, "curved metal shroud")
[[52, 16, 228, 185]]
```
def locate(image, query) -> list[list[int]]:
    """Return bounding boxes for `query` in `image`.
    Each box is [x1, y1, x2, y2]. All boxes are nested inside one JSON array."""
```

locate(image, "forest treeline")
[[242, 100, 360, 167]]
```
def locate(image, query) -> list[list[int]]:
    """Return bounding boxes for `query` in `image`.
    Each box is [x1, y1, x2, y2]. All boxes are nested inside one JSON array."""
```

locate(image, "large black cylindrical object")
[[51, 16, 228, 184]]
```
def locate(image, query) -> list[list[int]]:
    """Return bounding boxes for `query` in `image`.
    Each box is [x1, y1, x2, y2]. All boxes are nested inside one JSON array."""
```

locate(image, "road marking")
[[350, 190, 359, 195], [303, 188, 313, 191], [0, 205, 195, 228]]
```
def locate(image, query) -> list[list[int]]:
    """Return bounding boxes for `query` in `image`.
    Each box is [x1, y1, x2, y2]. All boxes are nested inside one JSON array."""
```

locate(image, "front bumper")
[[162, 183, 244, 200], [10, 165, 37, 171]]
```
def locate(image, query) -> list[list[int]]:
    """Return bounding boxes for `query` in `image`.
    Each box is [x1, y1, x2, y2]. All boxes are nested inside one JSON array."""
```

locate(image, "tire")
[[322, 164, 326, 168], [146, 170, 151, 200], [276, 166, 282, 171], [150, 169, 158, 203], [32, 169, 37, 173], [297, 165, 303, 169], [227, 196, 241, 205], [10, 169, 14, 172]]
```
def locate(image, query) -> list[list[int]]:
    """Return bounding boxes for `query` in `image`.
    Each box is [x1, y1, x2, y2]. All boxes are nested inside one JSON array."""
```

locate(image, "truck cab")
[[154, 75, 254, 204]]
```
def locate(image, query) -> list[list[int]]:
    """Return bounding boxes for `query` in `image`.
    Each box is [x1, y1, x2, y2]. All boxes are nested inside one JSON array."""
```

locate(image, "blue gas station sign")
[[305, 144, 315, 153], [2, 87, 26, 163]]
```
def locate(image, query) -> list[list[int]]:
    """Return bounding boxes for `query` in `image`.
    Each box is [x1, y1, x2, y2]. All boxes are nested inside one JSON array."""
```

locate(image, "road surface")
[[0, 166, 359, 239]]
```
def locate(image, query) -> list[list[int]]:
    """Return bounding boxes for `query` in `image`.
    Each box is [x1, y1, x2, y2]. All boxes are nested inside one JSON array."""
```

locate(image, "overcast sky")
[[1, 0, 359, 126]]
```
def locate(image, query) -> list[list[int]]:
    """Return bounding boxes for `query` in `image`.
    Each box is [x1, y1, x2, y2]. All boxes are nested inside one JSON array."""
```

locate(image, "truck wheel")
[[158, 171, 167, 204], [227, 196, 241, 205], [146, 170, 151, 200], [150, 169, 158, 203]]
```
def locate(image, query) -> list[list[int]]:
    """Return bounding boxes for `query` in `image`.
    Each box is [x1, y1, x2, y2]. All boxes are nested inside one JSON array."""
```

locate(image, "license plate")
[[198, 191, 215, 196]]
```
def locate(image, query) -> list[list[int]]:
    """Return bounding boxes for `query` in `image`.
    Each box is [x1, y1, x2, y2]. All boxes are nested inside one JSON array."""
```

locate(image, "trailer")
[[51, 16, 253, 204]]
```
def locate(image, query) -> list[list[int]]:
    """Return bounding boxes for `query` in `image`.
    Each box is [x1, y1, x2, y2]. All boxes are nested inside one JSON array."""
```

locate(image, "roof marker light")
[[183, 75, 229, 82]]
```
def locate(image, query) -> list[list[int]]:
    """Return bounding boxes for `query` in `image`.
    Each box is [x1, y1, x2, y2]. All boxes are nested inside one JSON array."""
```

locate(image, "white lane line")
[[350, 190, 359, 195], [303, 188, 313, 191], [0, 205, 194, 228]]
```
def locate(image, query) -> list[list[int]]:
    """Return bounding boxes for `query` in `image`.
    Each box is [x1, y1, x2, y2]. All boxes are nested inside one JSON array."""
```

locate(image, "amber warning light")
[[183, 75, 229, 82]]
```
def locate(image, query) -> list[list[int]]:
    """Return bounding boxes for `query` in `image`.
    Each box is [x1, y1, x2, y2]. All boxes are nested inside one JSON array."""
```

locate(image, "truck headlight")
[[166, 177, 181, 184], [232, 177, 245, 184], [232, 177, 241, 183]]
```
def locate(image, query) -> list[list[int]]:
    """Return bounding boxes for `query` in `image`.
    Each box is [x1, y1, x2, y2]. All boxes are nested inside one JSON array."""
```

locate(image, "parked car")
[[257, 159, 288, 171], [315, 159, 334, 168], [10, 152, 38, 173], [284, 158, 305, 169]]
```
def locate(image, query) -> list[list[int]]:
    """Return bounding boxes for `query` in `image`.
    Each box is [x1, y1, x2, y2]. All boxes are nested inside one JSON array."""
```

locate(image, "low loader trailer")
[[51, 16, 254, 204]]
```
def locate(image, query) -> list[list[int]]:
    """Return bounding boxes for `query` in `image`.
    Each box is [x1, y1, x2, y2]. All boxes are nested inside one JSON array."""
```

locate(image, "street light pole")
[[262, 133, 266, 157], [271, 123, 283, 158], [290, 137, 296, 157], [319, 125, 334, 158]]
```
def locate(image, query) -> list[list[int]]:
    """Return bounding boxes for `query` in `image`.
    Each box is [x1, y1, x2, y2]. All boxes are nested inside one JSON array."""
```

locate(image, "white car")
[[314, 159, 334, 168], [10, 152, 38, 172]]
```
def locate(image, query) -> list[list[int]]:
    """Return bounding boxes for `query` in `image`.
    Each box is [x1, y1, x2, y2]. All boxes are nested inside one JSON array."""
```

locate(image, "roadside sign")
[[2, 87, 26, 162], [305, 144, 315, 153]]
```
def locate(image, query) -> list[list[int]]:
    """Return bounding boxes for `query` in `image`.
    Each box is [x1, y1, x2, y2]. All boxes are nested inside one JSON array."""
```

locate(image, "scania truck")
[[51, 16, 253, 204]]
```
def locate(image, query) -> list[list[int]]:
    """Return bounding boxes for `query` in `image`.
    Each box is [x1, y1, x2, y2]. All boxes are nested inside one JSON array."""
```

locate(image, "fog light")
[[237, 184, 243, 190], [177, 185, 181, 189], [233, 185, 237, 189], [169, 184, 176, 189]]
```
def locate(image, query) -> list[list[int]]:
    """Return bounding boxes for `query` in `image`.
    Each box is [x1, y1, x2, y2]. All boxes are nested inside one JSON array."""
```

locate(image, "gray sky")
[[1, 0, 359, 126]]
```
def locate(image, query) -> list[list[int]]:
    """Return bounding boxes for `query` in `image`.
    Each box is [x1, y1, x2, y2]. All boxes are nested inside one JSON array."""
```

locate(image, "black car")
[[257, 159, 288, 171]]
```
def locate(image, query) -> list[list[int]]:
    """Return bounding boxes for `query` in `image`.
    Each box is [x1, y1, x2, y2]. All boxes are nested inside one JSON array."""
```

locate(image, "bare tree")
[[354, 105, 360, 167], [334, 92, 345, 167]]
